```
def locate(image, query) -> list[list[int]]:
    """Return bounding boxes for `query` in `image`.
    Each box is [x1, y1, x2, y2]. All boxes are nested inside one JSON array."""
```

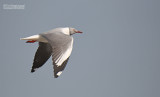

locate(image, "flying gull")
[[20, 27, 82, 78]]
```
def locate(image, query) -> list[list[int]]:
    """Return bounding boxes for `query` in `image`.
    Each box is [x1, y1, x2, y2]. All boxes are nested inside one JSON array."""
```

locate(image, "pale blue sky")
[[0, 0, 160, 97]]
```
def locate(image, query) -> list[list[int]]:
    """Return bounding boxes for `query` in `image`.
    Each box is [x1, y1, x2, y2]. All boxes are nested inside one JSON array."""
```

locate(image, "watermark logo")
[[3, 4, 25, 10]]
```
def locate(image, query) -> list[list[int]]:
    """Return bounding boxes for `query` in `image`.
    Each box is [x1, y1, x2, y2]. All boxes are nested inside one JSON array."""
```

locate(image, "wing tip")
[[31, 68, 36, 73], [54, 71, 63, 78]]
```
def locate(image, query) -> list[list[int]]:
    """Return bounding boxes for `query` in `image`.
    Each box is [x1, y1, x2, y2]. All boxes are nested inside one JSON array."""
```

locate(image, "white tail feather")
[[20, 35, 40, 40], [20, 35, 48, 43]]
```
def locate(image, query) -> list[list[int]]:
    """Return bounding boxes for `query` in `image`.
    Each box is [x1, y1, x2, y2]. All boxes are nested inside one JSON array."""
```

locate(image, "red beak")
[[76, 31, 83, 33]]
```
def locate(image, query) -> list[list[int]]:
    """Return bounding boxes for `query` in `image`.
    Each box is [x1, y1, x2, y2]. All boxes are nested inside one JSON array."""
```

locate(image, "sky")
[[0, 0, 160, 97]]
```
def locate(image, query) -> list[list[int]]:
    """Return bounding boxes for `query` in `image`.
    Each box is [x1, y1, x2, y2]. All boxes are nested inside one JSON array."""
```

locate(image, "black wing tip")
[[31, 68, 35, 73], [54, 72, 60, 78]]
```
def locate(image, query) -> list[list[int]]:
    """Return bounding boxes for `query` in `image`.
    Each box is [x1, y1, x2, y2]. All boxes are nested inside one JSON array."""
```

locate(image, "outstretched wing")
[[31, 42, 52, 72], [41, 32, 73, 78]]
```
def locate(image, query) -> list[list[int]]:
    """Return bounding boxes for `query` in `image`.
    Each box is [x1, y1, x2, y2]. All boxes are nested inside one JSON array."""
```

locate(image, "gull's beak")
[[76, 30, 83, 33]]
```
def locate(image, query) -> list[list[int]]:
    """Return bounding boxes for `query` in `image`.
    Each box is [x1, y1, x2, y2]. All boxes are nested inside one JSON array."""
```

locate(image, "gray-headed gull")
[[20, 27, 82, 78]]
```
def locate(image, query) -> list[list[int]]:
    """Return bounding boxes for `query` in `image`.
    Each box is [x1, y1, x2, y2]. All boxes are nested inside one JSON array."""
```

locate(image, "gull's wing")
[[41, 32, 73, 78], [31, 42, 52, 72]]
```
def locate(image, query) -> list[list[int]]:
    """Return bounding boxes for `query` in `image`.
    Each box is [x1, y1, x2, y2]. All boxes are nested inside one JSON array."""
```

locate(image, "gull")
[[20, 27, 82, 78]]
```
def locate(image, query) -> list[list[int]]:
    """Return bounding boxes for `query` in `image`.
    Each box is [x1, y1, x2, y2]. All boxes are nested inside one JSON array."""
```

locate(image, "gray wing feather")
[[40, 31, 73, 78]]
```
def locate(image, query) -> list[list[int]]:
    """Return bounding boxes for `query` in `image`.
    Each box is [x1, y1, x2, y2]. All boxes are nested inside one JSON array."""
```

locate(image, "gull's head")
[[69, 27, 83, 35]]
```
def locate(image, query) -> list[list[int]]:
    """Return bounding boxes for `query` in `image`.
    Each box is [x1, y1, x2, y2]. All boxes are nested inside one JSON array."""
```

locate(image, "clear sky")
[[0, 0, 160, 97]]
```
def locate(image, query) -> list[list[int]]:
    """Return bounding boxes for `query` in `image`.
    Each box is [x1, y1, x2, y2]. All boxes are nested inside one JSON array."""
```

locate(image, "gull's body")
[[21, 27, 82, 78]]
